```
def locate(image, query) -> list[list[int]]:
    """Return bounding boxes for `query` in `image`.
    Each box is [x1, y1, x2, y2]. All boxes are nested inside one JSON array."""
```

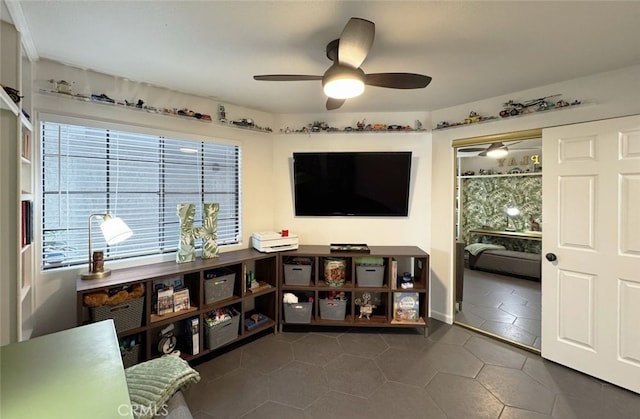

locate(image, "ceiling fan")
[[253, 17, 432, 110], [459, 142, 518, 157]]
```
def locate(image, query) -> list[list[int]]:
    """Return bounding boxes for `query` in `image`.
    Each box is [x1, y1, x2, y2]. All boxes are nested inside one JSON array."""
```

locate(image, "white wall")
[[429, 64, 640, 323], [32, 60, 277, 335], [27, 59, 640, 335], [271, 111, 431, 249]]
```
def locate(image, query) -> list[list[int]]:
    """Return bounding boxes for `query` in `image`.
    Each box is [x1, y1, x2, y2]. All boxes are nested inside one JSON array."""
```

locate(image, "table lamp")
[[80, 213, 132, 280], [505, 206, 520, 232]]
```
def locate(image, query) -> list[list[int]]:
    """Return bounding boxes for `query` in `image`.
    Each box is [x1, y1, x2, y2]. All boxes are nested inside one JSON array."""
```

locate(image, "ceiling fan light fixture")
[[486, 147, 508, 158], [322, 65, 365, 99]]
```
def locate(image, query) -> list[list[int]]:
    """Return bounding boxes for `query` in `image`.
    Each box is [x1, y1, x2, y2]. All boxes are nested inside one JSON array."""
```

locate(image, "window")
[[41, 120, 241, 270]]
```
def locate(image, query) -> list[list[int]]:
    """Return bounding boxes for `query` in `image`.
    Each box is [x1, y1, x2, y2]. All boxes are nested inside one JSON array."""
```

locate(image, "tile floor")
[[183, 322, 640, 418], [456, 268, 542, 349]]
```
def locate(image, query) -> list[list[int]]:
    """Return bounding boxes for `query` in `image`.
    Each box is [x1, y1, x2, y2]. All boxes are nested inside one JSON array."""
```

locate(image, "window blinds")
[[41, 121, 241, 269]]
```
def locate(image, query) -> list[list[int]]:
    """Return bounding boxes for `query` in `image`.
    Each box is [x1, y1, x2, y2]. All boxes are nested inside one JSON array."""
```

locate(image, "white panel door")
[[542, 115, 640, 394]]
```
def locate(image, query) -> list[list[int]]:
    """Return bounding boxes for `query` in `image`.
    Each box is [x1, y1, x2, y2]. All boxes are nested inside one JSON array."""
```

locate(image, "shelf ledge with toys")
[[37, 82, 273, 133], [435, 94, 590, 131]]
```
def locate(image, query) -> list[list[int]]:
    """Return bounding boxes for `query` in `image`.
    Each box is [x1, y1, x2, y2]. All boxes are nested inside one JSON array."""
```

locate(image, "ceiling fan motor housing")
[[322, 64, 366, 99]]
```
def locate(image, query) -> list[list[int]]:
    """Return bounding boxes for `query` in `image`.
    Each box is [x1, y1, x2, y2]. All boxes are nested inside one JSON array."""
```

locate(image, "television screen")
[[292, 151, 412, 216]]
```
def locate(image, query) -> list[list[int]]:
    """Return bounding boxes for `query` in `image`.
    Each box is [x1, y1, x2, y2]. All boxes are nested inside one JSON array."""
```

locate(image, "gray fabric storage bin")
[[356, 265, 384, 287], [204, 271, 235, 304], [91, 297, 144, 333], [205, 314, 240, 349], [319, 299, 347, 320], [284, 264, 312, 285], [283, 302, 312, 323]]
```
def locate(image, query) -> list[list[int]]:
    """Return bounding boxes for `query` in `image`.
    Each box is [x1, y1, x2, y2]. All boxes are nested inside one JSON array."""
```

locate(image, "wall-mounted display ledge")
[[435, 99, 592, 131], [37, 89, 272, 133], [459, 172, 542, 179], [280, 128, 426, 135]]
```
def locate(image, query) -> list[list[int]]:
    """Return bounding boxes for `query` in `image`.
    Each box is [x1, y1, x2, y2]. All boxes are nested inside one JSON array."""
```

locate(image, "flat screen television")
[[292, 151, 412, 217]]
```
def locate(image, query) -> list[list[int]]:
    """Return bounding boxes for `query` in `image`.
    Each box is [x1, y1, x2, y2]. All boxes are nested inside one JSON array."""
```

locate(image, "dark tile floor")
[[183, 321, 640, 418], [456, 268, 541, 350]]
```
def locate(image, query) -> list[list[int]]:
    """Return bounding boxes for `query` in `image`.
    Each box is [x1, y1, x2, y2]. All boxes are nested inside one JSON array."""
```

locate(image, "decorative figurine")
[[355, 292, 376, 319], [92, 250, 104, 273], [530, 216, 541, 232]]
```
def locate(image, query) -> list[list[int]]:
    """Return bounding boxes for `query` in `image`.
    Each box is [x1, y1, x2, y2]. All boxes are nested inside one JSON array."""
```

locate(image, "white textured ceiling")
[[7, 1, 640, 114]]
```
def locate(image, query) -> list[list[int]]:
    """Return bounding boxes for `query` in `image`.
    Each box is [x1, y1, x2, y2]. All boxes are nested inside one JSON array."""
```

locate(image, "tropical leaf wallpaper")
[[460, 174, 542, 253]]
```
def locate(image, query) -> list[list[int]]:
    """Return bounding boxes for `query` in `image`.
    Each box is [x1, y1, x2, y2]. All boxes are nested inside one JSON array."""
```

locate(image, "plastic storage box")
[[284, 264, 312, 285], [319, 299, 347, 320], [91, 297, 144, 333], [205, 314, 240, 350], [204, 269, 235, 304], [356, 265, 385, 287], [283, 302, 312, 323]]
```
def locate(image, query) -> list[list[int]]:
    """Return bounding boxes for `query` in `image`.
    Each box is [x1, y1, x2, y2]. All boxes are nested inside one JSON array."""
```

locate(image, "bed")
[[466, 243, 541, 280]]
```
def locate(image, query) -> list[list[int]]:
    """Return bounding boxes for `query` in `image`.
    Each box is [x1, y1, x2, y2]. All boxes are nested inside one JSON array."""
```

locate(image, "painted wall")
[[22, 59, 640, 335], [271, 112, 431, 249], [32, 60, 277, 335], [430, 64, 640, 323]]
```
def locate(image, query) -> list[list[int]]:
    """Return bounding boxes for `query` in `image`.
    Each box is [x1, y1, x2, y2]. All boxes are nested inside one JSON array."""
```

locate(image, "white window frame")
[[39, 114, 242, 271]]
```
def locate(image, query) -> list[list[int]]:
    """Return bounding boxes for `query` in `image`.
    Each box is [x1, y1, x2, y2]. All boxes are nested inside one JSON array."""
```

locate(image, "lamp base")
[[80, 268, 112, 280]]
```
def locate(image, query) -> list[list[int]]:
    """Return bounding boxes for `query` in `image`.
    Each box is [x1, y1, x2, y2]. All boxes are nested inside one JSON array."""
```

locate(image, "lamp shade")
[[100, 216, 133, 245], [506, 207, 520, 217]]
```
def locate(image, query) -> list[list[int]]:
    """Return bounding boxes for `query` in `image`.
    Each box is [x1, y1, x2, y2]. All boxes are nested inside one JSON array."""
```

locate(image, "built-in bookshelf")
[[1, 20, 35, 344]]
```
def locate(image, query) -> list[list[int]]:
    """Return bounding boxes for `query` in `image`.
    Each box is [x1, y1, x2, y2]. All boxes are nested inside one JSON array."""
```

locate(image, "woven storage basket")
[[91, 297, 144, 333], [204, 271, 235, 304], [319, 299, 347, 320], [283, 302, 312, 323], [205, 315, 240, 350]]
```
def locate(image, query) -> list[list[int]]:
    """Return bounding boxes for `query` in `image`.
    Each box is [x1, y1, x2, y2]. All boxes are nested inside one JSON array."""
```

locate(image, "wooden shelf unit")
[[278, 245, 429, 334], [76, 248, 279, 364]]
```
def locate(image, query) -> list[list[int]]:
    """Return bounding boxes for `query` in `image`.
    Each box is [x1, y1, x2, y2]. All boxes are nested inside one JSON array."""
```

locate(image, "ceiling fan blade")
[[253, 75, 322, 81], [338, 18, 375, 68], [459, 147, 487, 153], [326, 97, 346, 110], [365, 73, 432, 89]]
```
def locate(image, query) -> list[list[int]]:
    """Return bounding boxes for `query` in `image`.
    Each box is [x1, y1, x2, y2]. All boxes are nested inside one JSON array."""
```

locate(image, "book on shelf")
[[157, 287, 174, 316], [21, 131, 30, 159], [241, 264, 247, 295], [184, 317, 199, 355], [392, 292, 420, 322], [21, 200, 33, 247], [244, 313, 269, 331], [390, 258, 398, 290], [153, 277, 184, 313], [173, 288, 190, 312]]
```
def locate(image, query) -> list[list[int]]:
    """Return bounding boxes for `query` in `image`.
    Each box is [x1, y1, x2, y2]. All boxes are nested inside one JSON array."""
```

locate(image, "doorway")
[[453, 130, 543, 352]]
